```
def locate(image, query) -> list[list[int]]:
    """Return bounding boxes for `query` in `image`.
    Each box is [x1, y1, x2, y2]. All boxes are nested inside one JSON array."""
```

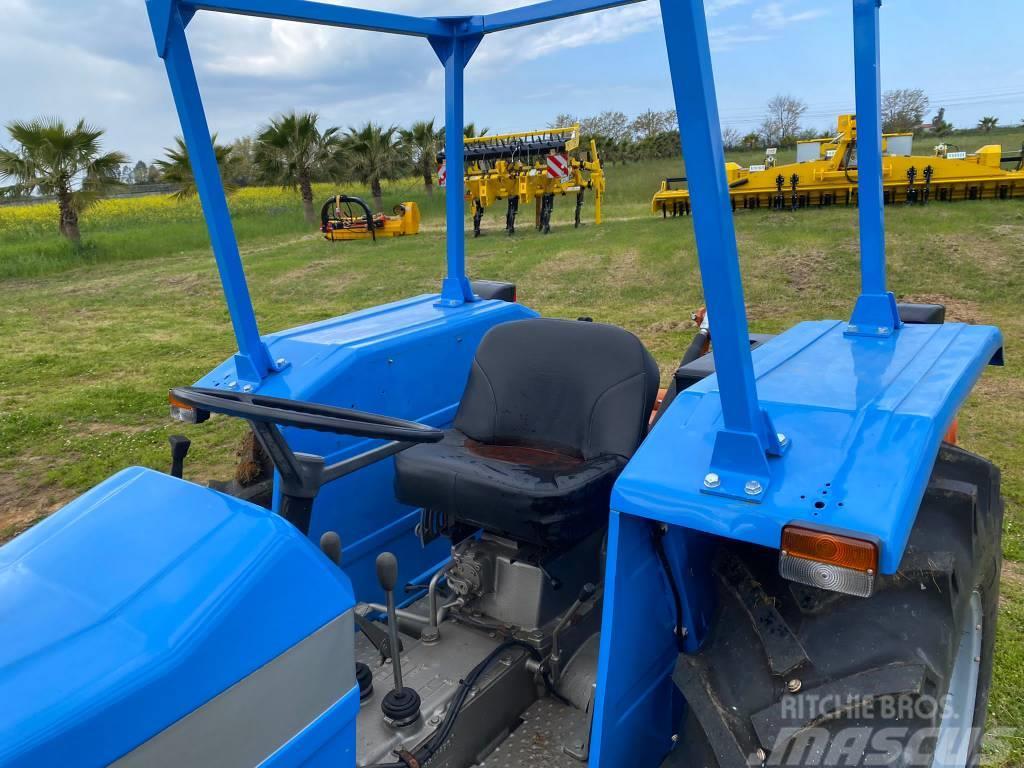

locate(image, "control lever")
[[168, 435, 191, 479], [550, 582, 599, 684], [376, 552, 421, 727], [319, 531, 342, 565]]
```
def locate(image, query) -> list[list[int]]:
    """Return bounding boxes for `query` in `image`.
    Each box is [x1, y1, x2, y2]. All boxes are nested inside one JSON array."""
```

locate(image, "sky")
[[2, 0, 1023, 166]]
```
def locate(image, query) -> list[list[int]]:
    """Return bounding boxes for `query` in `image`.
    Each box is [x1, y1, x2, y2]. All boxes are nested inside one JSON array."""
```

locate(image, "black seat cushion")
[[395, 430, 625, 545], [394, 318, 659, 546]]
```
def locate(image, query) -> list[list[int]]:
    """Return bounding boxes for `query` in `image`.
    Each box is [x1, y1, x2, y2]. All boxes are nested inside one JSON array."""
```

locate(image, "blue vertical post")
[[659, 0, 785, 499], [847, 0, 901, 336], [153, 3, 276, 382], [432, 28, 478, 306]]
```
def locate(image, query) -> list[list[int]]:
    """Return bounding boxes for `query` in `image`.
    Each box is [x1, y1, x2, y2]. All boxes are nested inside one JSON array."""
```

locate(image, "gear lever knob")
[[376, 552, 398, 592]]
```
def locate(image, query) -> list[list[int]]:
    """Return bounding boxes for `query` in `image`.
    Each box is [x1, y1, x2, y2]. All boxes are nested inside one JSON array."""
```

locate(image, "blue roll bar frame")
[[146, 0, 895, 497]]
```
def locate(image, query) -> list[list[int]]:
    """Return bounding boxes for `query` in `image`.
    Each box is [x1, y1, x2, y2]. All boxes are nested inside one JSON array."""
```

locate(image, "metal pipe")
[[384, 589, 404, 690], [422, 561, 455, 643]]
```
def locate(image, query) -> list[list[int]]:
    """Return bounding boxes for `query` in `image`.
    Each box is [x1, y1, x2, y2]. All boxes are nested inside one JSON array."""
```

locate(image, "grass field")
[[1, 149, 1023, 762]]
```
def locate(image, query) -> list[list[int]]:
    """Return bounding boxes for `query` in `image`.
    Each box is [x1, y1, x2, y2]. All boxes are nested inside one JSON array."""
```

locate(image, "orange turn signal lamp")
[[779, 525, 879, 598], [168, 392, 210, 425]]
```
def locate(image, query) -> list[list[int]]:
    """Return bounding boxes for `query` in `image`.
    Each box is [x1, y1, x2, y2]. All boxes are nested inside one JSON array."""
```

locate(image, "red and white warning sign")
[[546, 153, 569, 179], [437, 162, 447, 187]]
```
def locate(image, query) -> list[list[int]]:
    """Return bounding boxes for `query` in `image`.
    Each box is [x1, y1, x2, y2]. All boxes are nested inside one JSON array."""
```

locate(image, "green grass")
[[1, 158, 1023, 762]]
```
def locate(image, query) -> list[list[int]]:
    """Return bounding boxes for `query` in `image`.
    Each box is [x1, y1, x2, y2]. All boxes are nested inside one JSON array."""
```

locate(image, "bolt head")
[[227, 381, 238, 388], [777, 432, 788, 446], [242, 384, 253, 393], [786, 678, 802, 693], [756, 748, 767, 762], [744, 479, 763, 495], [704, 472, 721, 489], [275, 357, 287, 367]]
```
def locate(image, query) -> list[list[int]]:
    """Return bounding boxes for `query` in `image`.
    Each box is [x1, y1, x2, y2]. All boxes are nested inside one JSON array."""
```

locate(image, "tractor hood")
[[0, 467, 355, 768]]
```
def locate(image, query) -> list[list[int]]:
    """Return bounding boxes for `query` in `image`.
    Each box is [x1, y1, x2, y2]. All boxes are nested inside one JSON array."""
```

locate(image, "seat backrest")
[[454, 318, 660, 460]]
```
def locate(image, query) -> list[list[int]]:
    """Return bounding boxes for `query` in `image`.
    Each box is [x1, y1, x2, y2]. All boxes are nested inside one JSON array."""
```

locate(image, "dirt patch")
[[901, 294, 984, 324], [936, 232, 1014, 272], [999, 560, 1024, 609], [605, 248, 653, 287], [0, 465, 75, 543], [779, 248, 828, 293]]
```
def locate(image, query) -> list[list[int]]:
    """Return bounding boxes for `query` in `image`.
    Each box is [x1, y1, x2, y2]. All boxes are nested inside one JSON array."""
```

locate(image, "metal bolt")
[[227, 381, 238, 388], [877, 326, 889, 335], [786, 679, 802, 693], [671, 734, 679, 743], [745, 479, 763, 496], [756, 748, 767, 763], [428, 715, 440, 725], [704, 472, 721, 489], [777, 432, 788, 446], [275, 357, 287, 367], [242, 384, 253, 393]]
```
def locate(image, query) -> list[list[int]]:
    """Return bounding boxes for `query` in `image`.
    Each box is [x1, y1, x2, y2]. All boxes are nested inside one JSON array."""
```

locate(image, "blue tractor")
[[0, 1, 1005, 767]]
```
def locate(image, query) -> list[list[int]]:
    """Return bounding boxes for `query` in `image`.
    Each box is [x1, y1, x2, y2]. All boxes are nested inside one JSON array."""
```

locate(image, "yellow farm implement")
[[441, 124, 605, 236], [320, 195, 420, 241], [653, 113, 1024, 215]]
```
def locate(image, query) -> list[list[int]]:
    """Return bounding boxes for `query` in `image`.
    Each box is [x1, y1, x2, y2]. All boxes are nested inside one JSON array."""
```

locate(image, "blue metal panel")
[[848, 0, 902, 336], [154, 5, 278, 384], [186, 0, 449, 37], [0, 467, 354, 768], [263, 684, 360, 766], [613, 320, 1003, 574], [194, 295, 538, 603], [590, 513, 713, 768], [659, 0, 785, 501], [477, 0, 643, 34]]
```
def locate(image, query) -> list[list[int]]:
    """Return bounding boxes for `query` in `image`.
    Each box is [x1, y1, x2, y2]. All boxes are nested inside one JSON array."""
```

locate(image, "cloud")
[[752, 2, 827, 29]]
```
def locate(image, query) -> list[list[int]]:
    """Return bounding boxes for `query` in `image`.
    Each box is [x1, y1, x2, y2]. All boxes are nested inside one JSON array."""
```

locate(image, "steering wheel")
[[171, 386, 443, 533]]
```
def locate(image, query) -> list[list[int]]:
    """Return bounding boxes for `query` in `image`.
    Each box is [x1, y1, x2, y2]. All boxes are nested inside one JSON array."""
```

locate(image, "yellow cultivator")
[[653, 114, 1024, 215], [441, 124, 605, 236]]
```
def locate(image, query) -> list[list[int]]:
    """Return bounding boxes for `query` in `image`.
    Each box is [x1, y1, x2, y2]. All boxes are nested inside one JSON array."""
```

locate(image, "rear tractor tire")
[[665, 444, 1003, 768]]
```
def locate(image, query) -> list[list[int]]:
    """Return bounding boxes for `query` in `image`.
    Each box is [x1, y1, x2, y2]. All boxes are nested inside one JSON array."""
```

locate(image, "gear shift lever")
[[376, 552, 421, 727]]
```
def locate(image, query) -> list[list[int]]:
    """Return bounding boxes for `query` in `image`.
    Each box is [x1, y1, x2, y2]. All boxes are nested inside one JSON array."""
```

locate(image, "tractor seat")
[[394, 318, 659, 547]]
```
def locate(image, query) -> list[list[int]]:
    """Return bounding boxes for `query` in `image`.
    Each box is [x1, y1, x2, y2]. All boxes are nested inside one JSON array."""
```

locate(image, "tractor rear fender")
[[613, 319, 1003, 576]]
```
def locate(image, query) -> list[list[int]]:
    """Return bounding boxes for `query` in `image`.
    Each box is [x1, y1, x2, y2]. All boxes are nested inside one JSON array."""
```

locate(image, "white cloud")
[[752, 2, 826, 29]]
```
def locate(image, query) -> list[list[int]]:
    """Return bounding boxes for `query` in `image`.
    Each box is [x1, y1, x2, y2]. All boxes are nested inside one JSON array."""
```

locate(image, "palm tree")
[[343, 123, 406, 212], [401, 119, 443, 195], [0, 118, 126, 243], [978, 116, 999, 133], [155, 135, 236, 201], [463, 123, 489, 139], [255, 112, 341, 224]]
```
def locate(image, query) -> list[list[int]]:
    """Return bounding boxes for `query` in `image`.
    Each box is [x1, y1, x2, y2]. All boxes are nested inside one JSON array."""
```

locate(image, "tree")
[[881, 88, 929, 134], [343, 122, 406, 212], [630, 109, 674, 141], [228, 136, 258, 187], [255, 112, 341, 223], [978, 116, 999, 133], [759, 94, 807, 147], [401, 119, 443, 196], [583, 111, 632, 143], [155, 135, 236, 201], [930, 107, 953, 136], [463, 123, 489, 139], [741, 132, 761, 150], [0, 117, 126, 243], [721, 127, 742, 150], [146, 163, 162, 183], [549, 113, 579, 130], [131, 160, 148, 185]]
